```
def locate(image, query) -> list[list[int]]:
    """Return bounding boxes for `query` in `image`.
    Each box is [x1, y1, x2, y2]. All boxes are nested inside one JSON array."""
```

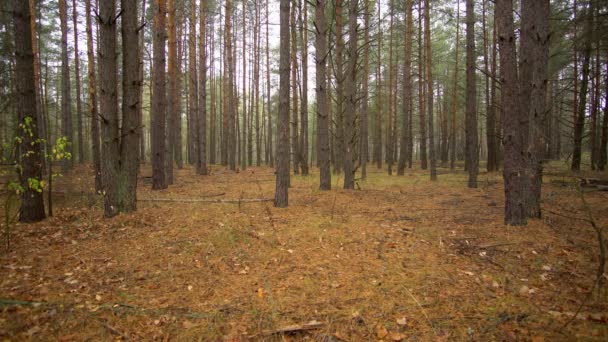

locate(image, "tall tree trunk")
[[151, 0, 167, 189], [300, 0, 309, 175], [99, 0, 120, 216], [361, 0, 371, 179], [398, 0, 413, 175], [166, 0, 177, 184], [188, 0, 199, 168], [571, 1, 593, 172], [316, 0, 330, 189], [522, 0, 549, 218], [139, 0, 147, 165], [484, 0, 498, 172], [197, 0, 207, 175], [599, 62, 608, 171], [226, 0, 237, 171], [418, 0, 427, 170], [241, 0, 247, 171], [266, 0, 273, 166], [175, 1, 183, 169], [465, 0, 478, 187], [450, 0, 460, 170], [29, 0, 46, 171], [386, 0, 394, 175], [255, 0, 261, 166], [496, 0, 526, 225], [334, 0, 344, 174], [343, 0, 357, 189], [291, 0, 300, 175], [424, 0, 436, 180], [119, 0, 141, 212], [13, 0, 46, 222], [374, 0, 382, 169], [590, 33, 600, 170], [72, 0, 84, 164], [275, 0, 290, 207], [85, 0, 101, 191], [59, 0, 73, 173]]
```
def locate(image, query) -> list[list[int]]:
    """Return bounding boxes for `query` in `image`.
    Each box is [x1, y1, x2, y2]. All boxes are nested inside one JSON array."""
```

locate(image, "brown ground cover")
[[1, 163, 607, 341]]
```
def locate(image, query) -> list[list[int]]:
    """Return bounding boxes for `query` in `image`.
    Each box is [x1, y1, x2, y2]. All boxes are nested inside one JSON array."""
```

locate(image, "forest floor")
[[1, 162, 608, 341]]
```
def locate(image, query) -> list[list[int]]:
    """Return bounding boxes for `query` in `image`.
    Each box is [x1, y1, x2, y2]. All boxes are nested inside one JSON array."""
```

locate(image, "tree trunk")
[[299, 0, 309, 175], [188, 0, 199, 169], [522, 0, 549, 218], [151, 0, 167, 189], [361, 0, 371, 179], [387, 0, 394, 175], [398, 0, 413, 175], [266, 0, 273, 166], [291, 0, 300, 175], [450, 0, 460, 170], [85, 0, 101, 191], [119, 0, 141, 212], [496, 0, 526, 225], [71, 0, 84, 164], [599, 62, 608, 171], [166, 0, 177, 184], [315, 0, 330, 190], [99, 0, 120, 216], [226, 0, 237, 171], [418, 0, 427, 170], [275, 0, 291, 207], [59, 0, 73, 173], [465, 0, 478, 187], [198, 0, 207, 175], [571, 1, 593, 172], [374, 0, 382, 169], [484, 0, 498, 172], [424, 0, 436, 180], [334, 0, 344, 174], [343, 0, 357, 189], [13, 0, 46, 222]]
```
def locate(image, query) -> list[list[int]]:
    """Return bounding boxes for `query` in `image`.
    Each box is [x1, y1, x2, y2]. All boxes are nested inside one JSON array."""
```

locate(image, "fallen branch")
[[250, 320, 325, 337], [138, 197, 273, 204]]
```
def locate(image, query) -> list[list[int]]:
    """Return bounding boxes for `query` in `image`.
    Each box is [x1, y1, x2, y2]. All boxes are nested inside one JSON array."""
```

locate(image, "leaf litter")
[[1, 163, 607, 340]]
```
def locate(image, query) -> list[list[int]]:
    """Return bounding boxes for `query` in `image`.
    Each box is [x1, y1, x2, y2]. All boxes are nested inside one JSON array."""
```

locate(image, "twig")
[[138, 198, 273, 204]]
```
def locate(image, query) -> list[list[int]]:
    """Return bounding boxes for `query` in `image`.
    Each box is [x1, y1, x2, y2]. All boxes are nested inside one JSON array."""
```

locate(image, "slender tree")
[[483, 0, 498, 172], [361, 0, 370, 179], [13, 0, 46, 222], [166, 0, 177, 184], [418, 0, 427, 170], [188, 0, 199, 168], [85, 0, 101, 191], [465, 0, 477, 187], [343, 0, 357, 189], [275, 0, 290, 207], [496, 0, 526, 225], [571, 1, 593, 172], [424, 0, 436, 181], [151, 0, 167, 189], [315, 0, 330, 189], [198, 0, 208, 175], [59, 0, 73, 172], [398, 0, 413, 175], [266, 0, 273, 166], [450, 0, 460, 170], [522, 0, 549, 218], [300, 0, 309, 175], [70, 0, 84, 164]]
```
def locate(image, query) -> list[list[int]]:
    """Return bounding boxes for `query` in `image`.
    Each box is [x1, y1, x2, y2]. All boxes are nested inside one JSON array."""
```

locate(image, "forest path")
[[1, 164, 607, 340]]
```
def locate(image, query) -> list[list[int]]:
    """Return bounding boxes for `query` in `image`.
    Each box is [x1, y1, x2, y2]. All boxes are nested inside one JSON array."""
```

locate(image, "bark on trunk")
[[274, 0, 291, 207], [13, 0, 46, 222]]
